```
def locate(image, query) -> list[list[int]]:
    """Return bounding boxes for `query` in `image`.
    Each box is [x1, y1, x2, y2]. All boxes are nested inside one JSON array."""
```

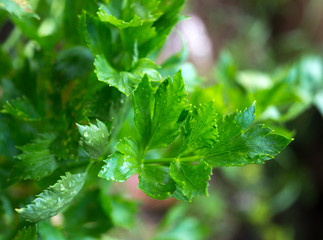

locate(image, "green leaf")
[[170, 161, 212, 201], [181, 102, 218, 153], [100, 194, 138, 229], [149, 70, 188, 148], [76, 119, 110, 159], [203, 104, 292, 166], [16, 172, 87, 222], [133, 74, 154, 148], [38, 222, 65, 240], [138, 0, 186, 57], [0, 0, 39, 19], [2, 97, 40, 121], [14, 225, 37, 240], [97, 6, 143, 29], [133, 70, 188, 150], [138, 165, 176, 200], [98, 137, 140, 182], [94, 54, 161, 95], [15, 134, 57, 180]]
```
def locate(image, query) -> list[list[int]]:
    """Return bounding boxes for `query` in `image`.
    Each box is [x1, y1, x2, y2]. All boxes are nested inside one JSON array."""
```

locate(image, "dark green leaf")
[[133, 74, 154, 148], [138, 165, 176, 200], [15, 134, 57, 180], [2, 97, 40, 121]]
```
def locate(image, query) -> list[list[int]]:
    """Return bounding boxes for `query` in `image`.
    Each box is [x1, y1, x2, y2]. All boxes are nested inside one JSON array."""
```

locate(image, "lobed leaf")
[[94, 54, 160, 95], [170, 161, 212, 201], [16, 172, 87, 222], [203, 104, 292, 166], [149, 70, 188, 149], [139, 165, 176, 200], [133, 70, 188, 150]]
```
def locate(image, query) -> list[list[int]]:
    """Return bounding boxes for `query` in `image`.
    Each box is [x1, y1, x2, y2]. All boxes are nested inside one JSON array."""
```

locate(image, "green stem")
[[144, 155, 202, 164]]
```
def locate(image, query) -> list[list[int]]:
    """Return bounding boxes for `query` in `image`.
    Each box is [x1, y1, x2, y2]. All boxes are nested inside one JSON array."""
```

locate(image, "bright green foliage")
[[15, 134, 57, 180], [0, 0, 304, 238], [101, 74, 292, 201], [77, 119, 110, 159], [99, 137, 140, 182], [16, 172, 86, 222], [14, 225, 37, 240]]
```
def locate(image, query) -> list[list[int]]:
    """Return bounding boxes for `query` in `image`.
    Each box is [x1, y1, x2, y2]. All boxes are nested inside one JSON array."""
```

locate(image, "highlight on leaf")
[[16, 172, 87, 222]]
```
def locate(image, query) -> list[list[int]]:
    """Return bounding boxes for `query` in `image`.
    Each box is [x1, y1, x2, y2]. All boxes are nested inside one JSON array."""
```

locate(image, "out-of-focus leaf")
[[100, 194, 138, 229], [2, 97, 40, 121], [15, 133, 57, 180], [38, 221, 65, 240], [0, 0, 39, 19], [154, 204, 206, 240]]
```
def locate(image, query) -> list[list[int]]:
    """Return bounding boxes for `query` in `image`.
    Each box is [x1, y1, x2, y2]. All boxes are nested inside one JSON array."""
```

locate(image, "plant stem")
[[144, 155, 202, 164]]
